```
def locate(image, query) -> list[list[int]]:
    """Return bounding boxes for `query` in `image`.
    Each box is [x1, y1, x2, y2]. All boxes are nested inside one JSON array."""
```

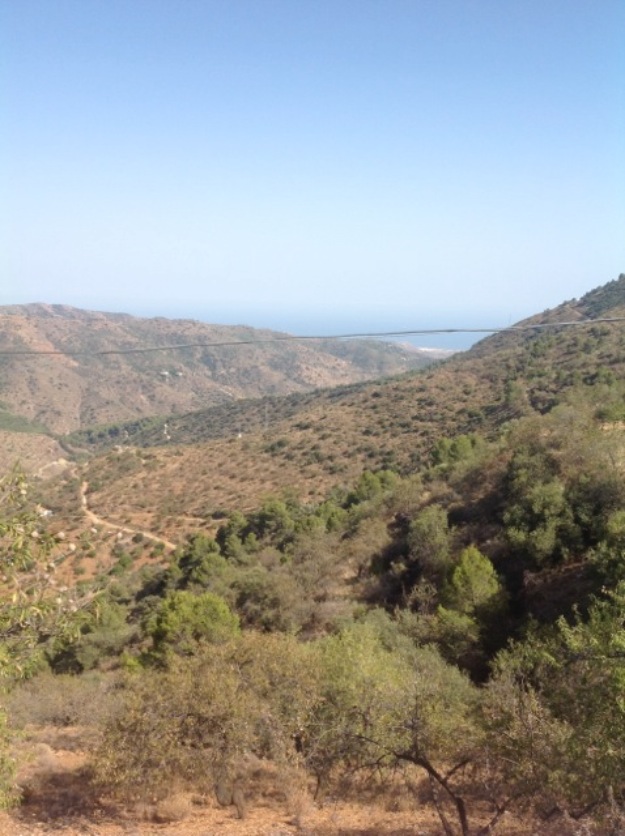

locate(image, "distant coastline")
[[165, 309, 496, 351]]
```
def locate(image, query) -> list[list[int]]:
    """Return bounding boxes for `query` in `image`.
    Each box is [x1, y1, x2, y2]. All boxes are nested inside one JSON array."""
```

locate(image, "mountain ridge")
[[0, 303, 449, 439]]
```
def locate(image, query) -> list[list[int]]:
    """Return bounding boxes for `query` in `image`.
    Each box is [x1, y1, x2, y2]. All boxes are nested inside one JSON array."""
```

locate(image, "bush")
[[481, 585, 625, 824], [144, 590, 240, 660], [48, 601, 135, 673], [5, 670, 121, 729], [308, 620, 483, 832], [94, 633, 320, 800]]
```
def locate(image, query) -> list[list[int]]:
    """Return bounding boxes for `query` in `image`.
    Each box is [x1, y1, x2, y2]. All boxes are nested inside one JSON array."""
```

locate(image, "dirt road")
[[79, 481, 177, 551]]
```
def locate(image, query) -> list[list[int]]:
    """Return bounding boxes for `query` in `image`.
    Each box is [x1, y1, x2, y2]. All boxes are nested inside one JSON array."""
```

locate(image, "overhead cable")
[[0, 316, 623, 357]]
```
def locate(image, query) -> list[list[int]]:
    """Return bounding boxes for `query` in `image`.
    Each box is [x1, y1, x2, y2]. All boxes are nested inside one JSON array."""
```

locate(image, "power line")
[[0, 317, 623, 357]]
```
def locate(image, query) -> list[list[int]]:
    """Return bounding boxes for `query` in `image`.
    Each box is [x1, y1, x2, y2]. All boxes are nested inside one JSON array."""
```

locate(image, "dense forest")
[[3, 277, 625, 834]]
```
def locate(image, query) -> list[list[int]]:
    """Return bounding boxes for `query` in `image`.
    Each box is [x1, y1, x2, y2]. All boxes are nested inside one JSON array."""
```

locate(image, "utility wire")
[[0, 317, 623, 357]]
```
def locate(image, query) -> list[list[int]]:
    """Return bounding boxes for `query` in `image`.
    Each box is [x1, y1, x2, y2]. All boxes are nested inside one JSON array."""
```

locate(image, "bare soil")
[[0, 727, 538, 836]]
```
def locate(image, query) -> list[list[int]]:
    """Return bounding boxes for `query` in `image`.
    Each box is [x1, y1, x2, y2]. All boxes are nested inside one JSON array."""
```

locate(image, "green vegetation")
[[4, 275, 625, 831], [0, 408, 49, 435], [19, 387, 625, 829], [0, 470, 91, 806]]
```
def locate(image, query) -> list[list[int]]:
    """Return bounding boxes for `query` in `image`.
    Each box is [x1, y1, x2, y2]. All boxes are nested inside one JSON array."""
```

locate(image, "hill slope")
[[0, 304, 445, 436], [71, 273, 625, 453], [64, 275, 625, 541]]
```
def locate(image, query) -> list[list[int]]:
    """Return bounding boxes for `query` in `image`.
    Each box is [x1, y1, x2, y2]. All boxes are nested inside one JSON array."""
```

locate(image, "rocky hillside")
[[0, 304, 448, 436]]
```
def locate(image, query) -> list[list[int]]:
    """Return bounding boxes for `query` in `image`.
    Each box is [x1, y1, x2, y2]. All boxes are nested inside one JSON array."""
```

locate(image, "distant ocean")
[[183, 309, 506, 351], [129, 301, 514, 351]]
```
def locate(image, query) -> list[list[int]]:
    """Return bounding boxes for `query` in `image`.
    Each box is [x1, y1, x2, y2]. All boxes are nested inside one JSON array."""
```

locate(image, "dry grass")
[[0, 430, 68, 480]]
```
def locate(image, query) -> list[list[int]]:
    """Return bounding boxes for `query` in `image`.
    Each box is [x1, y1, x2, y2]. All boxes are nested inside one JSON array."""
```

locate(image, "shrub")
[[308, 620, 482, 831], [5, 670, 121, 728], [0, 470, 90, 806], [94, 633, 320, 800], [144, 590, 240, 660]]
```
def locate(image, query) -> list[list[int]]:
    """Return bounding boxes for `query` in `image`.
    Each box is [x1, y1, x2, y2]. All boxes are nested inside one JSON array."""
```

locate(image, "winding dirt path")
[[79, 481, 177, 551]]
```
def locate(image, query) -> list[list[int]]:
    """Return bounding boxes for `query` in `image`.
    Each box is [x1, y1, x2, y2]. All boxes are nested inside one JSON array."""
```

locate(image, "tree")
[[0, 470, 57, 677], [248, 498, 296, 546], [442, 546, 503, 616], [144, 589, 239, 661], [0, 470, 86, 806], [504, 477, 574, 565], [310, 621, 484, 835], [483, 585, 625, 826], [48, 599, 134, 673], [345, 470, 398, 506], [408, 504, 452, 580], [175, 533, 229, 587]]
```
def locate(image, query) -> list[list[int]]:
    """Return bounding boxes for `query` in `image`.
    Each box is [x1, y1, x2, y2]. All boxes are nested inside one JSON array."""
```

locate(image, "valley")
[[2, 275, 625, 835], [0, 304, 446, 436]]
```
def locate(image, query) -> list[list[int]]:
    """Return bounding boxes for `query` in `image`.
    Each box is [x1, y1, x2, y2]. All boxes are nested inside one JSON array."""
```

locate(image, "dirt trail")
[[79, 481, 177, 551], [36, 457, 72, 479]]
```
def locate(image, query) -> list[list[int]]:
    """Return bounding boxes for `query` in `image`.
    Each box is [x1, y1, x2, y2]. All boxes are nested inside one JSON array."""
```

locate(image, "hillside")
[[72, 273, 625, 451], [0, 304, 445, 437], [57, 275, 625, 541]]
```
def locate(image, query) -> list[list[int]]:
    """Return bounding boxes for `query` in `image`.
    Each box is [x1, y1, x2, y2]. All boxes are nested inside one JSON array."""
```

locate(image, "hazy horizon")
[[0, 299, 539, 350]]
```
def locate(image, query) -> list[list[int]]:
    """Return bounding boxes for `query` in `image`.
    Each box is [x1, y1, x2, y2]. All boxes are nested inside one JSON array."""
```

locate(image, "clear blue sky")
[[2, 0, 624, 342]]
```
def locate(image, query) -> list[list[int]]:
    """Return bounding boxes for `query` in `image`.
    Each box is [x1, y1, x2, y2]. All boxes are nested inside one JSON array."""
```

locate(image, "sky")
[[2, 0, 624, 347]]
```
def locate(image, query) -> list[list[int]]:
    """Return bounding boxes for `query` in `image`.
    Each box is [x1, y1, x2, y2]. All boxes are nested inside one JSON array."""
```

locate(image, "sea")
[[162, 308, 508, 352]]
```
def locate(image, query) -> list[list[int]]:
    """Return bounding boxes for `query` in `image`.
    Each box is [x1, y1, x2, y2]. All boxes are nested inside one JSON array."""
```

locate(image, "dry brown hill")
[[0, 304, 445, 437], [0, 430, 68, 479], [64, 273, 625, 543]]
